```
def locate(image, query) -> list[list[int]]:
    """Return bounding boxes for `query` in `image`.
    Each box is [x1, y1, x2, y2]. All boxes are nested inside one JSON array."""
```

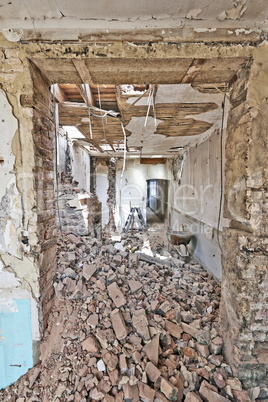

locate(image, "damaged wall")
[[57, 129, 91, 193], [0, 90, 22, 257], [169, 126, 227, 279], [220, 45, 268, 388], [0, 37, 41, 388], [29, 60, 57, 331], [70, 143, 90, 194], [96, 159, 109, 228]]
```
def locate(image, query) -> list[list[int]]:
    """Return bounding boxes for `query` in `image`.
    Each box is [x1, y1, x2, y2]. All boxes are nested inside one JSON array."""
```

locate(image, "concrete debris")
[[0, 232, 255, 401], [108, 282, 127, 308]]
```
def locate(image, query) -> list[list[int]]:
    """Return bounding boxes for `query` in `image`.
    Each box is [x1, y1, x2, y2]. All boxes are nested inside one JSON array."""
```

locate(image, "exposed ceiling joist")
[[52, 84, 68, 102], [124, 86, 152, 111], [76, 84, 96, 107], [77, 128, 104, 153], [72, 60, 96, 106]]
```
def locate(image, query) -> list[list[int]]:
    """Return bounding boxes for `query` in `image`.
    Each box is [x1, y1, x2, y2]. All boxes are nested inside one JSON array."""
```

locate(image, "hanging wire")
[[119, 117, 127, 178], [151, 86, 157, 127], [97, 85, 106, 141], [52, 86, 64, 243], [217, 81, 228, 253], [144, 85, 153, 127], [83, 84, 93, 139]]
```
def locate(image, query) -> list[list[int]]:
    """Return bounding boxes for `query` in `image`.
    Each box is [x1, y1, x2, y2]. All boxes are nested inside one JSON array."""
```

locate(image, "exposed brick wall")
[[221, 54, 268, 388], [30, 62, 57, 332]]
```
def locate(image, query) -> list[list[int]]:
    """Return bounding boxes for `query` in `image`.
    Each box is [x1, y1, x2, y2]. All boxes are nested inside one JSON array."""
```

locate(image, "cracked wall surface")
[[0, 36, 41, 389], [0, 0, 267, 43], [220, 43, 268, 388]]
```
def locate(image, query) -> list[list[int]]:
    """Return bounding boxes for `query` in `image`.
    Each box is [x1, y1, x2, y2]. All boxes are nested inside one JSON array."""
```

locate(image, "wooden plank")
[[51, 84, 68, 102], [72, 60, 96, 106], [72, 59, 93, 83], [141, 158, 166, 164], [125, 86, 152, 111]]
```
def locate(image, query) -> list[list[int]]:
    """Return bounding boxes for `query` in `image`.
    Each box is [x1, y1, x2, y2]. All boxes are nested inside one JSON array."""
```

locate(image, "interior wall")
[[96, 160, 109, 227], [116, 159, 170, 230], [30, 61, 58, 333], [147, 179, 169, 222], [169, 127, 226, 279], [70, 143, 90, 193], [220, 47, 268, 388], [0, 40, 41, 389], [57, 129, 91, 193]]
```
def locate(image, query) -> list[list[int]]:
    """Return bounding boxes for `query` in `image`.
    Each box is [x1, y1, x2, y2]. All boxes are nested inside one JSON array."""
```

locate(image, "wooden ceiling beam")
[[141, 158, 166, 164], [52, 84, 68, 102], [76, 84, 96, 107], [78, 127, 104, 153], [72, 59, 96, 106]]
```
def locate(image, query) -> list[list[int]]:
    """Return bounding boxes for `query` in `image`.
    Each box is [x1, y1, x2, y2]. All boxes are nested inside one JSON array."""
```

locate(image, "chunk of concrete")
[[108, 282, 126, 308], [110, 309, 128, 340]]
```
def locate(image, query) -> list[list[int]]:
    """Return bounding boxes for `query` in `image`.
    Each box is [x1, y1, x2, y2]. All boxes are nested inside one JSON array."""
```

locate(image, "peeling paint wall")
[[0, 37, 41, 389], [0, 90, 22, 258], [0, 0, 266, 43]]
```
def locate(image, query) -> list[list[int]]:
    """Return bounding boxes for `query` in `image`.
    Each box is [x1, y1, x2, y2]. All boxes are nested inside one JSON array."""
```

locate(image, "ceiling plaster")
[[0, 0, 267, 42]]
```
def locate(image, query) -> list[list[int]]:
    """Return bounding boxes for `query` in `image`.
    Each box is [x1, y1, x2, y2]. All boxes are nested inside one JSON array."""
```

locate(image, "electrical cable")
[[151, 86, 157, 127], [120, 117, 127, 178], [217, 82, 228, 253], [144, 85, 153, 127], [52, 86, 64, 243], [97, 85, 106, 141]]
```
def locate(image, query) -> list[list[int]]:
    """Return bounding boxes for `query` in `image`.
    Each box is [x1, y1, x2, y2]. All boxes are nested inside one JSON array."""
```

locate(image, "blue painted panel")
[[0, 299, 33, 389]]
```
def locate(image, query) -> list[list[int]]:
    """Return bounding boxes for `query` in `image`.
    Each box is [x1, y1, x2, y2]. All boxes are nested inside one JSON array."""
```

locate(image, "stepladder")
[[123, 207, 147, 235]]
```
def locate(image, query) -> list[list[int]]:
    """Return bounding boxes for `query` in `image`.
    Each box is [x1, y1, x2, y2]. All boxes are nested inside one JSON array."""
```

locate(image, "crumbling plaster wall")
[[70, 143, 90, 193], [57, 129, 91, 193], [220, 43, 268, 388], [96, 159, 109, 228], [169, 127, 227, 280], [0, 35, 41, 387]]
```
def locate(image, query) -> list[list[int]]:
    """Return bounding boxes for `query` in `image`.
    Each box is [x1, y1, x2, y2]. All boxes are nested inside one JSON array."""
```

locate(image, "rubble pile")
[[0, 232, 258, 402]]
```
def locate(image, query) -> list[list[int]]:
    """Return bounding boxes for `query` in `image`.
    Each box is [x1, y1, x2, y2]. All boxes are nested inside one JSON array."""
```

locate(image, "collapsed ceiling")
[[31, 56, 245, 158]]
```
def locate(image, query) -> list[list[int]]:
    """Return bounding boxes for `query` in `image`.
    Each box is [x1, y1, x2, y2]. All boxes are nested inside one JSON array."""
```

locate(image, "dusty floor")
[[0, 229, 254, 402]]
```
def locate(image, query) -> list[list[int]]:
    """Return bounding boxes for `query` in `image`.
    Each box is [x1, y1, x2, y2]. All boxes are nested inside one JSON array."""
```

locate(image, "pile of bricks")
[[1, 232, 262, 402]]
